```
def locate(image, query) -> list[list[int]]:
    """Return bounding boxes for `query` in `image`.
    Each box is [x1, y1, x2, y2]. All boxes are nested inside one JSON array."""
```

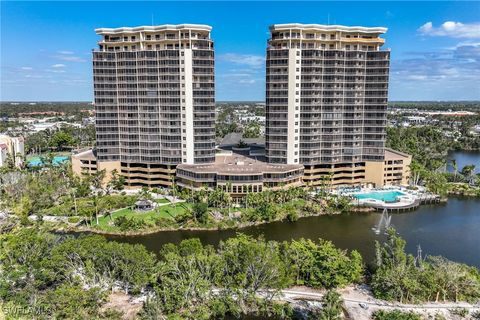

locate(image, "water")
[[354, 190, 405, 202], [102, 151, 480, 268], [446, 150, 480, 173], [104, 197, 480, 268], [28, 155, 69, 167]]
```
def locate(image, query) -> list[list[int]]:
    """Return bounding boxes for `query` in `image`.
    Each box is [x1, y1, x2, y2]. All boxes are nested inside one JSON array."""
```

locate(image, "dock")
[[356, 194, 442, 213]]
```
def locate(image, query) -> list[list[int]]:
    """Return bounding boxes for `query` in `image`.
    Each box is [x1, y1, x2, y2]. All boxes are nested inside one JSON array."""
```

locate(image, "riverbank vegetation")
[[1, 228, 478, 319], [82, 185, 351, 234], [387, 126, 480, 197], [0, 229, 362, 319], [0, 161, 354, 234], [371, 229, 480, 304]]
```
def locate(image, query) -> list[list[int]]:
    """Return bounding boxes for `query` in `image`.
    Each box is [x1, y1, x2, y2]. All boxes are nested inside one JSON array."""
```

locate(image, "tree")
[[317, 290, 343, 320], [192, 202, 209, 224], [90, 169, 106, 189], [41, 284, 106, 319], [461, 164, 476, 184], [409, 161, 427, 186], [51, 131, 75, 150], [284, 238, 363, 289], [107, 169, 125, 191], [371, 228, 480, 304], [450, 159, 458, 182], [372, 310, 422, 320], [371, 228, 421, 303], [216, 235, 291, 304], [153, 239, 217, 315]]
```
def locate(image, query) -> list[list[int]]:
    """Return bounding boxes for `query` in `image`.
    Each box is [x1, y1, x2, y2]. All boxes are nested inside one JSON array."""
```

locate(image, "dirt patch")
[[101, 292, 143, 320]]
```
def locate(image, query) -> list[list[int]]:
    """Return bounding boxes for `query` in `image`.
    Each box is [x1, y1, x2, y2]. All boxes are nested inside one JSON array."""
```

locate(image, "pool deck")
[[354, 194, 442, 212], [340, 186, 441, 212]]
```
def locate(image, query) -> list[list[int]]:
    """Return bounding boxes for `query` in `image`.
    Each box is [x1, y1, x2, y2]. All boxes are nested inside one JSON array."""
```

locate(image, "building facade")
[[74, 23, 410, 192], [0, 135, 25, 167], [266, 24, 390, 186], [92, 24, 215, 187], [176, 151, 304, 199]]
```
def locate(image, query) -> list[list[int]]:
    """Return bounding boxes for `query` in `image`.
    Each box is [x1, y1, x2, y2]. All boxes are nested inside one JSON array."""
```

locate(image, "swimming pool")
[[354, 190, 405, 203], [28, 156, 70, 167]]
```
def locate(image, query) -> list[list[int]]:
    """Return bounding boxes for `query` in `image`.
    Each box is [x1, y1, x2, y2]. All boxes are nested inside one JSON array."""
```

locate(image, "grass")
[[95, 202, 192, 232]]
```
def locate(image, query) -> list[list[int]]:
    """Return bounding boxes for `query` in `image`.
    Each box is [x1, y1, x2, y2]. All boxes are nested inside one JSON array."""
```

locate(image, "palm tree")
[[170, 175, 177, 215], [461, 164, 476, 185], [450, 159, 458, 182]]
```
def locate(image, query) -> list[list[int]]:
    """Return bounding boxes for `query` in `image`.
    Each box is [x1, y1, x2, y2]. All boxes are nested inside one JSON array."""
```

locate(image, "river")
[[446, 150, 480, 173], [105, 197, 480, 268], [104, 151, 480, 268]]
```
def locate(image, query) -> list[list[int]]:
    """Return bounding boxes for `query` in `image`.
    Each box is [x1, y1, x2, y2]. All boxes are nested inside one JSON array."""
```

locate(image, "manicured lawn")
[[155, 198, 170, 204], [96, 202, 191, 231]]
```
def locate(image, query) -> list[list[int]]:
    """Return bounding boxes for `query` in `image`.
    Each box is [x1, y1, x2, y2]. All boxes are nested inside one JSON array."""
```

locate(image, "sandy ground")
[[101, 292, 144, 320], [102, 285, 480, 319], [283, 285, 480, 320]]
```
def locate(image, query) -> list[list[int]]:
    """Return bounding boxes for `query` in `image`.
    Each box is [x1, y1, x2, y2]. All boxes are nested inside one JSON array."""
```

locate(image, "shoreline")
[[53, 196, 466, 237], [49, 194, 475, 238], [56, 209, 351, 236]]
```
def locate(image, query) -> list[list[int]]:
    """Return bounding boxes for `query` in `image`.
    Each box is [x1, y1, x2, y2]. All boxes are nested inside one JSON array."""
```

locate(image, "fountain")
[[372, 208, 392, 235]]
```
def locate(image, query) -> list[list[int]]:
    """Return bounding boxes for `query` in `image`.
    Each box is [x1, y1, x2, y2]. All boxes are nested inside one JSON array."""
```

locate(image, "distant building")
[[0, 144, 8, 167], [238, 115, 266, 124], [18, 111, 65, 117], [0, 135, 25, 167]]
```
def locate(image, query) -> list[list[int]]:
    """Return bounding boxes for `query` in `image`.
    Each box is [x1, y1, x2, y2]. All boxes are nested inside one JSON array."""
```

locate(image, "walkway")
[[278, 286, 480, 320]]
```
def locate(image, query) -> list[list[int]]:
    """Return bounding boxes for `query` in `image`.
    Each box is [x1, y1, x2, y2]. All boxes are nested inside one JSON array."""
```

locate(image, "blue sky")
[[1, 1, 479, 101]]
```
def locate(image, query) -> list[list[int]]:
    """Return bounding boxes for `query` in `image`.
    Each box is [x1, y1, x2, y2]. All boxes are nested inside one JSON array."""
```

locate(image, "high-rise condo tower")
[[92, 24, 215, 187], [266, 24, 391, 186]]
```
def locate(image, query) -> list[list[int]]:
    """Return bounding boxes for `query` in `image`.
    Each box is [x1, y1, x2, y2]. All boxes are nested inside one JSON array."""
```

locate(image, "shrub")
[[471, 310, 480, 320], [114, 216, 147, 231], [286, 210, 299, 222], [67, 216, 81, 224], [449, 307, 468, 318], [372, 310, 422, 320]]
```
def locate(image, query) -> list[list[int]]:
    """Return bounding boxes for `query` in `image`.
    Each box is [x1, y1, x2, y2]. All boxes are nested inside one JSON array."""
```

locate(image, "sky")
[[1, 1, 479, 101]]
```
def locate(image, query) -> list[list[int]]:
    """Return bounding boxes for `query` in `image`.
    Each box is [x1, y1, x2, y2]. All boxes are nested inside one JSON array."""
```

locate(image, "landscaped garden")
[[95, 202, 192, 232]]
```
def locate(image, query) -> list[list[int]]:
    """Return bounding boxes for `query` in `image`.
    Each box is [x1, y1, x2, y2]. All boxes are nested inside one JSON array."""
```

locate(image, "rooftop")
[[178, 152, 303, 175], [72, 148, 96, 161], [385, 148, 411, 160], [270, 23, 387, 34], [95, 24, 212, 35]]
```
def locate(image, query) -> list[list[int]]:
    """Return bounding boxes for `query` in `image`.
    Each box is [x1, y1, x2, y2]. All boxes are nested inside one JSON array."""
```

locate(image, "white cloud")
[[46, 69, 66, 73], [53, 51, 86, 63], [54, 55, 86, 62], [391, 42, 480, 85], [21, 67, 33, 70], [24, 74, 43, 79], [238, 79, 256, 84], [219, 53, 265, 68], [407, 75, 428, 81], [418, 21, 480, 38], [51, 64, 66, 68]]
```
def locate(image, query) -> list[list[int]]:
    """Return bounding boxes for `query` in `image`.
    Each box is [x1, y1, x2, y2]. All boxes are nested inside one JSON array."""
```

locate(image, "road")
[[278, 286, 480, 319]]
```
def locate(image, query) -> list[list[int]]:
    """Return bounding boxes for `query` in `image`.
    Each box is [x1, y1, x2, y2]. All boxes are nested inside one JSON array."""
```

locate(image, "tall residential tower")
[[91, 24, 215, 187], [266, 24, 394, 186]]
